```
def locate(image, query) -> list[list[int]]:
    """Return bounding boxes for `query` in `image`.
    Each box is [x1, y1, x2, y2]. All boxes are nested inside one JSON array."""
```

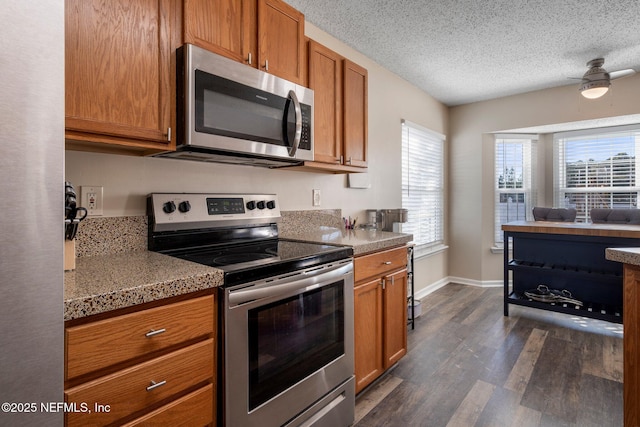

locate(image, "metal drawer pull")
[[383, 261, 392, 265], [145, 328, 166, 338], [146, 380, 166, 392]]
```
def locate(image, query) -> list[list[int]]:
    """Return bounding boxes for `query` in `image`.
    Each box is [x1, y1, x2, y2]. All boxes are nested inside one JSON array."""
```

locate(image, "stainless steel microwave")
[[155, 43, 314, 168]]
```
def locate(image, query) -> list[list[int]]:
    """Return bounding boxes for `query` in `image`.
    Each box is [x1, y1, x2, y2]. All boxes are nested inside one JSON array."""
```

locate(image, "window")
[[554, 125, 640, 222], [494, 135, 537, 245], [401, 119, 445, 253]]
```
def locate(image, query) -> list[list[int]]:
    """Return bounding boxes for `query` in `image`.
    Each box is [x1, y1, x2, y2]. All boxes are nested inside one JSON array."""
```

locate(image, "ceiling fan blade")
[[610, 69, 636, 80]]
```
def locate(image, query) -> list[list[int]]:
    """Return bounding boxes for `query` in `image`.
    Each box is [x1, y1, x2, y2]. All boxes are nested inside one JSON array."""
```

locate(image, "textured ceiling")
[[286, 0, 640, 106]]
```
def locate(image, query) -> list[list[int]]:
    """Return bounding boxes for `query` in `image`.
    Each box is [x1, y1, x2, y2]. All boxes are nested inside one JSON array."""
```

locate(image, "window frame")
[[494, 134, 538, 247], [400, 119, 446, 256], [554, 125, 640, 222]]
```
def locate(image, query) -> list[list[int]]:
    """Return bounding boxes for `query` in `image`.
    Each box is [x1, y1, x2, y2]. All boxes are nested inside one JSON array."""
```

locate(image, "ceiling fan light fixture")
[[580, 79, 610, 99]]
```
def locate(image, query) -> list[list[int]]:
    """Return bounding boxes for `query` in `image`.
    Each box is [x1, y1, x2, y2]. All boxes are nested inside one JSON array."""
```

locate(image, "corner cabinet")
[[65, 0, 178, 154], [289, 40, 368, 173], [183, 0, 306, 85], [64, 292, 216, 426], [353, 246, 407, 394], [503, 222, 640, 324]]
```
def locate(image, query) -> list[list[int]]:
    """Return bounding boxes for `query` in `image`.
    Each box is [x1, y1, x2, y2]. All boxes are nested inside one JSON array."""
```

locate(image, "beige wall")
[[64, 23, 449, 295], [449, 74, 640, 284]]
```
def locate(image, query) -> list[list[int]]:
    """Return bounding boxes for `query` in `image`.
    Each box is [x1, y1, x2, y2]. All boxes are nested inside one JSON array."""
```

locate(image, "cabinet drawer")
[[354, 246, 407, 283], [121, 383, 213, 427], [65, 338, 214, 426], [66, 295, 214, 380]]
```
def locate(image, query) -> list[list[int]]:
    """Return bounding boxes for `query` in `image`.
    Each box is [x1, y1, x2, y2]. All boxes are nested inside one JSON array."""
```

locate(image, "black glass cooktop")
[[165, 239, 353, 287]]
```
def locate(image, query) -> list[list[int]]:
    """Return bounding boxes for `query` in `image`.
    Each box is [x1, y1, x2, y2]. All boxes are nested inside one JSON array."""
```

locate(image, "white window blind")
[[554, 125, 640, 222], [494, 135, 537, 245], [401, 119, 444, 251]]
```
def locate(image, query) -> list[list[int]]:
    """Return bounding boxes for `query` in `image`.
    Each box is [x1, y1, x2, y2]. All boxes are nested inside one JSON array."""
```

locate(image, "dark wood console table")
[[502, 221, 640, 324]]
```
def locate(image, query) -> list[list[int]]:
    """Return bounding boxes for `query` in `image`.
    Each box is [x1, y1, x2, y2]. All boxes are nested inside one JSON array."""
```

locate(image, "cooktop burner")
[[165, 239, 352, 286]]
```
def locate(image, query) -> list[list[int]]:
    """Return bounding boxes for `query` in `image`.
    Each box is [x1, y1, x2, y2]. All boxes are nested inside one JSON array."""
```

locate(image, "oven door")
[[224, 259, 354, 427]]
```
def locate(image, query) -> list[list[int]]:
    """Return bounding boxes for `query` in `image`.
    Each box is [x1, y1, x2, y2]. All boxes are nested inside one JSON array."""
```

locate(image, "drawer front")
[[354, 246, 407, 283], [65, 338, 214, 426], [66, 295, 214, 380], [121, 383, 213, 427]]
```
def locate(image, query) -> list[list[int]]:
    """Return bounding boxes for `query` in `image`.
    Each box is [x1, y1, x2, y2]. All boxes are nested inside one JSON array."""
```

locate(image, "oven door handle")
[[228, 261, 352, 306]]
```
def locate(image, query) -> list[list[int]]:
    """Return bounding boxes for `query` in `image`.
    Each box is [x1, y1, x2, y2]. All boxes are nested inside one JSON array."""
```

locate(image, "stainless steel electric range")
[[148, 193, 355, 427]]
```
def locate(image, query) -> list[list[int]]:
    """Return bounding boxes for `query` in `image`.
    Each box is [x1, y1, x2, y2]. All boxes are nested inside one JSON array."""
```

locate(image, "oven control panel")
[[148, 193, 280, 231]]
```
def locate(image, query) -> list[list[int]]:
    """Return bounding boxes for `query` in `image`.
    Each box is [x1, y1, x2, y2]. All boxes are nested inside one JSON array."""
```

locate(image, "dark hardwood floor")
[[354, 284, 623, 427]]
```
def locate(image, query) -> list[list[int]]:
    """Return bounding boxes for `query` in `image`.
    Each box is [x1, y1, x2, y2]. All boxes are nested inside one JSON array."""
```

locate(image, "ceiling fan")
[[577, 58, 636, 99]]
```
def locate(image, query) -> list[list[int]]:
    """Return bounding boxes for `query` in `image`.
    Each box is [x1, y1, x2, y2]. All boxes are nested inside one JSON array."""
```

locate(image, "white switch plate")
[[312, 189, 321, 206], [81, 186, 104, 216]]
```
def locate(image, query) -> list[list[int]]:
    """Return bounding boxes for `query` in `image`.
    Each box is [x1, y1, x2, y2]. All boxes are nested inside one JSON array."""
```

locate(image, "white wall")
[[64, 22, 449, 295], [449, 74, 640, 284]]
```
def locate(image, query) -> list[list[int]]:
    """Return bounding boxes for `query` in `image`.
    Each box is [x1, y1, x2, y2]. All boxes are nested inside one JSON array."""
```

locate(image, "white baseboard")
[[414, 277, 449, 301], [414, 276, 503, 301]]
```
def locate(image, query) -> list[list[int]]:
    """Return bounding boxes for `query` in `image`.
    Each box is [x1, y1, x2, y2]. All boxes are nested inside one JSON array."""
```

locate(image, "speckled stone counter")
[[606, 247, 640, 266], [280, 209, 412, 254], [65, 211, 411, 320], [64, 251, 223, 321], [281, 226, 413, 255]]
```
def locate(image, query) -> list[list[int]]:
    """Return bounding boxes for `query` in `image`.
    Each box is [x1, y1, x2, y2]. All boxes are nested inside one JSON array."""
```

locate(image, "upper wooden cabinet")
[[293, 41, 368, 173], [258, 0, 305, 85], [307, 40, 343, 164], [183, 0, 306, 85], [65, 0, 178, 154], [183, 0, 256, 65], [343, 59, 368, 168]]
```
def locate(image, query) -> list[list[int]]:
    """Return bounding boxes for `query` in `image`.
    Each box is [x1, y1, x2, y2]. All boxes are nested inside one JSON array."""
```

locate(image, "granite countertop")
[[606, 247, 640, 267], [280, 226, 413, 255], [64, 251, 223, 321], [64, 214, 413, 321]]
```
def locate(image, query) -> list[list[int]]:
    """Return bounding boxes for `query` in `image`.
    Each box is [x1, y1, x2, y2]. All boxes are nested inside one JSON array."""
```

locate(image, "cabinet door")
[[183, 0, 257, 66], [258, 0, 305, 85], [354, 277, 384, 394], [65, 0, 174, 151], [343, 59, 368, 167], [384, 269, 408, 368], [308, 41, 342, 164]]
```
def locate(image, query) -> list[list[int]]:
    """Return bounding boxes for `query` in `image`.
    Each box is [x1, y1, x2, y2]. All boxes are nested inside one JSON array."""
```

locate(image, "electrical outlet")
[[81, 186, 104, 216], [312, 189, 321, 206]]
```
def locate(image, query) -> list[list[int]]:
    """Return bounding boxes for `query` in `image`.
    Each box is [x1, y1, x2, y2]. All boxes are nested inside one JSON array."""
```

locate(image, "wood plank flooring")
[[354, 283, 623, 427]]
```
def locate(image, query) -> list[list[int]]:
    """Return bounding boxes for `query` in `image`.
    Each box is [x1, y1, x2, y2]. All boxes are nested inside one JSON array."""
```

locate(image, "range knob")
[[162, 201, 176, 214], [266, 200, 276, 209], [257, 201, 266, 210], [178, 201, 191, 213], [246, 200, 256, 210]]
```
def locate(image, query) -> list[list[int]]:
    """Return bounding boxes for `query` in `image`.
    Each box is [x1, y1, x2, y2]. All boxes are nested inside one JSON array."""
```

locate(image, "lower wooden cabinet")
[[64, 292, 216, 426], [354, 247, 408, 393], [122, 384, 214, 426]]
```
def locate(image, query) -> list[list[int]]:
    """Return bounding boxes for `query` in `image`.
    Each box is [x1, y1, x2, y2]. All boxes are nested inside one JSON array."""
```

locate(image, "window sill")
[[414, 244, 448, 260], [490, 246, 504, 254]]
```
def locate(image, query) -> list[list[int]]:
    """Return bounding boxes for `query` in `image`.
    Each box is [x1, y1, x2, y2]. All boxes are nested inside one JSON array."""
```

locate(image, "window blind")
[[554, 125, 640, 222], [401, 119, 444, 250], [494, 135, 537, 245]]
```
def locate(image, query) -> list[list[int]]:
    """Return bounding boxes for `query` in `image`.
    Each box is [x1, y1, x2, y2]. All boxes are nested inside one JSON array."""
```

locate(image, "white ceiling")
[[287, 0, 640, 106]]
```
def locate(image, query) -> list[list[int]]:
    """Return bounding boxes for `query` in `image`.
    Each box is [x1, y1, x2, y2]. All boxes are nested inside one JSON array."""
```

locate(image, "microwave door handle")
[[286, 89, 302, 157]]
